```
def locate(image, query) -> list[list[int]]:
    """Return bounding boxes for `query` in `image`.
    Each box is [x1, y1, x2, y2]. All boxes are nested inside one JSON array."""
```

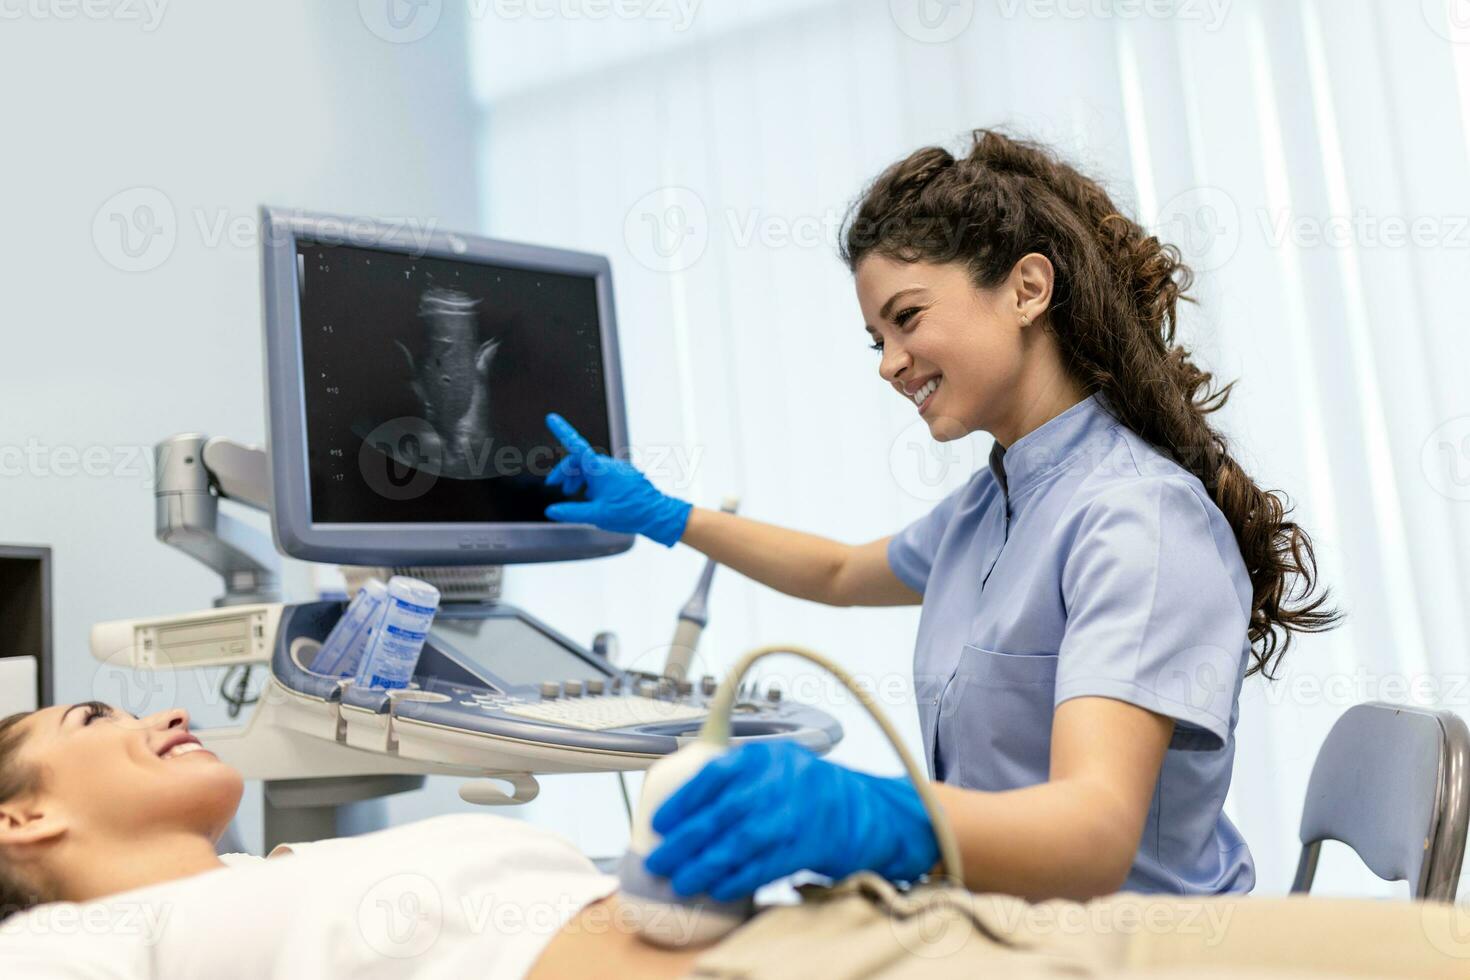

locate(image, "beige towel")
[[685, 873, 1470, 979]]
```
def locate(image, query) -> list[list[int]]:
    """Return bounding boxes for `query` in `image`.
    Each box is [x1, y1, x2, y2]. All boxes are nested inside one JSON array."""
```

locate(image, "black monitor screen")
[[433, 616, 609, 688], [295, 240, 611, 525]]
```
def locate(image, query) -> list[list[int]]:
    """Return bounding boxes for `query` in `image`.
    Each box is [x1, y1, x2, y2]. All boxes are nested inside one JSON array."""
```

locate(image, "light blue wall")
[[0, 3, 482, 854]]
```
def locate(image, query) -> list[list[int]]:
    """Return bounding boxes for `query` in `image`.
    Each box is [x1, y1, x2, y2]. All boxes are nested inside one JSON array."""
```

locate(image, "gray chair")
[[1292, 702, 1470, 902]]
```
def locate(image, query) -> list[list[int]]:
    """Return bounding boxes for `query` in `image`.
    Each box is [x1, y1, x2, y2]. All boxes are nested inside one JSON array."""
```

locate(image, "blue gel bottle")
[[310, 578, 389, 677], [352, 576, 441, 691]]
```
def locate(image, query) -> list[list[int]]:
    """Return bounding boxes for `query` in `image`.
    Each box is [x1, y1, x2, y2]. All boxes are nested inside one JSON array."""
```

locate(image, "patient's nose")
[[146, 707, 190, 731]]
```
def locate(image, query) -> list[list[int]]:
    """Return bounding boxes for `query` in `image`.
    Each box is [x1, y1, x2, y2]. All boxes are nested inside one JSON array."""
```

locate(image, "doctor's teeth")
[[912, 379, 939, 406]]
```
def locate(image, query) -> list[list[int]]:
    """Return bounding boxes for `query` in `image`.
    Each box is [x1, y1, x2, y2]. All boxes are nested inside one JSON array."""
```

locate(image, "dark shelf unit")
[[0, 545, 53, 709]]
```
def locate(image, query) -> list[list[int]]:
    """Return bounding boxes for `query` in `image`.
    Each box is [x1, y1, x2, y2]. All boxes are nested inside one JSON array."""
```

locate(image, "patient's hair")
[[0, 711, 48, 923], [840, 128, 1341, 678]]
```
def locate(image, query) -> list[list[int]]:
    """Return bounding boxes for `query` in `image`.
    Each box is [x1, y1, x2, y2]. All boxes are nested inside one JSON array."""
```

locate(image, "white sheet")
[[0, 813, 618, 979]]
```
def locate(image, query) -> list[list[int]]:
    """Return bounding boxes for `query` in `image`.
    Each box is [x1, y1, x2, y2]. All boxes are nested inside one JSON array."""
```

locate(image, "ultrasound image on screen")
[[296, 240, 612, 525]]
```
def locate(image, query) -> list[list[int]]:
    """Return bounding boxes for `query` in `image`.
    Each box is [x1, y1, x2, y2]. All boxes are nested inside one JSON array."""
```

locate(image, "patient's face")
[[14, 702, 242, 842]]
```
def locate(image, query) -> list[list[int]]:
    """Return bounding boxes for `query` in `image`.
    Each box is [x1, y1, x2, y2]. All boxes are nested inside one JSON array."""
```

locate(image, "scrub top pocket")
[[936, 645, 1058, 787]]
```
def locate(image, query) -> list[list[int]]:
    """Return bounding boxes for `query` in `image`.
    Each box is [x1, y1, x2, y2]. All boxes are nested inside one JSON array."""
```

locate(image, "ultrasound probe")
[[661, 495, 740, 683], [618, 645, 965, 948]]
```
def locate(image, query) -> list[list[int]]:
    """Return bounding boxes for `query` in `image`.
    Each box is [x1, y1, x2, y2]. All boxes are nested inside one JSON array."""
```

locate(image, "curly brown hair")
[[841, 128, 1341, 678]]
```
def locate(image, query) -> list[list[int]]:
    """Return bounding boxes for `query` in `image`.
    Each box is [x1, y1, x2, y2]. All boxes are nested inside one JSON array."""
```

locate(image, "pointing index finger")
[[545, 413, 592, 455]]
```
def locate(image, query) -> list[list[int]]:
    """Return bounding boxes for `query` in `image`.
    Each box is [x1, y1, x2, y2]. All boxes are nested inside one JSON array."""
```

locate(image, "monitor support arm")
[[155, 433, 281, 608]]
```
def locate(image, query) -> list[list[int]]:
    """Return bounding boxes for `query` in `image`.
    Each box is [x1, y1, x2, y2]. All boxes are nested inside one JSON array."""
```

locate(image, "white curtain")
[[469, 0, 1470, 896]]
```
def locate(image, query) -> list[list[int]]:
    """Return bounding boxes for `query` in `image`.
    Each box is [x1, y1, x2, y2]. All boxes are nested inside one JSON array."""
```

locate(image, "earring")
[[1020, 313, 1030, 325]]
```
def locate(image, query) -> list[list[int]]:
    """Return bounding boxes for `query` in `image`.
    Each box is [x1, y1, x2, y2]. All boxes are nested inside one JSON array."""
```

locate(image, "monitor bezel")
[[261, 206, 635, 566]]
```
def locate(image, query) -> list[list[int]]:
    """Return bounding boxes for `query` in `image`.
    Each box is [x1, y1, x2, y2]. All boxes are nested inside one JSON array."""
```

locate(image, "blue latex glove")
[[542, 413, 692, 547], [644, 741, 940, 902]]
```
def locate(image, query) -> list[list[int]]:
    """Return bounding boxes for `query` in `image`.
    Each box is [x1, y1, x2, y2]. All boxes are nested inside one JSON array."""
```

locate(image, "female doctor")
[[542, 130, 1339, 903]]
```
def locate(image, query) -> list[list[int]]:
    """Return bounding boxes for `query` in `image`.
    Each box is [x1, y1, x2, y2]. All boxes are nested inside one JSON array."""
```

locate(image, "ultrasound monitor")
[[261, 208, 633, 566]]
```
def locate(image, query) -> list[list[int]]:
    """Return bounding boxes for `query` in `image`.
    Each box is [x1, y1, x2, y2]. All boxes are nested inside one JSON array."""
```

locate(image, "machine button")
[[539, 681, 561, 700], [592, 631, 619, 663], [564, 679, 584, 697], [700, 674, 716, 696], [636, 679, 657, 698], [586, 678, 605, 695], [676, 679, 693, 697], [766, 686, 783, 703]]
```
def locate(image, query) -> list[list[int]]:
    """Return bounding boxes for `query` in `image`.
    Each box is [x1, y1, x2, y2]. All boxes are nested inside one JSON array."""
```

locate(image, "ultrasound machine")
[[90, 208, 842, 847]]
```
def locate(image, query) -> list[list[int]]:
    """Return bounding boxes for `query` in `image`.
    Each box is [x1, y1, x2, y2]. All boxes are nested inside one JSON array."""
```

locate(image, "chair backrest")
[[1292, 702, 1470, 902]]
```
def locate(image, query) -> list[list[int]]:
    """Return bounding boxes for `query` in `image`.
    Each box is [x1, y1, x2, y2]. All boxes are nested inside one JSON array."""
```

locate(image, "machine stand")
[[262, 773, 425, 852]]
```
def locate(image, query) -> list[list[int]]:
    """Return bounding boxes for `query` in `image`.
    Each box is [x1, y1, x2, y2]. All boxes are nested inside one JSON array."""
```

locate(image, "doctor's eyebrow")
[[878, 287, 927, 322]]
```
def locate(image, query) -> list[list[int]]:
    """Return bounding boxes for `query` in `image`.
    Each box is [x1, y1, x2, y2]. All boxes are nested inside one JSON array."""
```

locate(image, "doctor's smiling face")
[[856, 251, 1074, 448], [0, 703, 242, 862]]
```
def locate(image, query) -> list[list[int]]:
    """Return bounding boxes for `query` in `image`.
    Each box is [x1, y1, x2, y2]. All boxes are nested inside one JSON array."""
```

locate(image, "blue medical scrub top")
[[888, 392, 1255, 894]]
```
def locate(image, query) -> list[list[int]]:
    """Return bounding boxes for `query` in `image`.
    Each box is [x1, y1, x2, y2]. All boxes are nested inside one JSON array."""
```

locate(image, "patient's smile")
[[155, 732, 211, 761], [161, 743, 210, 760]]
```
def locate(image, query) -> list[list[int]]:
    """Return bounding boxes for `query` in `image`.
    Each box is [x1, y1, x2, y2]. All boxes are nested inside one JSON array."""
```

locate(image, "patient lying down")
[[0, 702, 703, 979], [1, 703, 1466, 980]]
